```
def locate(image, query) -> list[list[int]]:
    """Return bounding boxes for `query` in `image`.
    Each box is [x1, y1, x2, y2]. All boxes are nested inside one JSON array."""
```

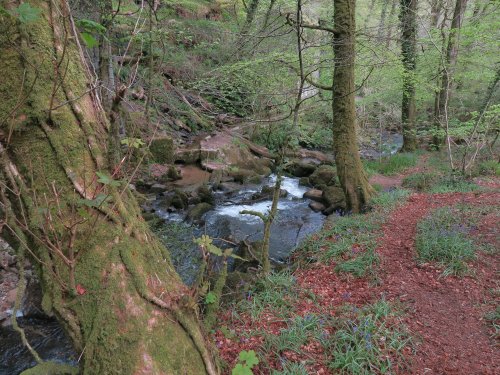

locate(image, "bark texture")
[[433, 0, 468, 147], [400, 0, 418, 151], [0, 1, 217, 374], [332, 0, 374, 213]]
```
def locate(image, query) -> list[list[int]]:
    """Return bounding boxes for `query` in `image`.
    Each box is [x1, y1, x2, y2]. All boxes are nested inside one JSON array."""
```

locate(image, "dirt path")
[[377, 192, 500, 374]]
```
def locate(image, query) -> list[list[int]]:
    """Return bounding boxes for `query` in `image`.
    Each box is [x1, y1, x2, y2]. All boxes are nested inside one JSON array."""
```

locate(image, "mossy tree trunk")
[[433, 0, 468, 147], [400, 0, 418, 151], [0, 1, 217, 374], [332, 0, 374, 213]]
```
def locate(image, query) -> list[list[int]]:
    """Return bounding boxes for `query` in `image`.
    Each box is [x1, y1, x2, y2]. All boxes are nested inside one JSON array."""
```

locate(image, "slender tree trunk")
[[242, 0, 260, 33], [400, 0, 418, 151], [262, 0, 276, 30], [377, 0, 389, 41], [0, 1, 217, 374], [430, 0, 443, 28], [386, 0, 398, 48], [332, 0, 374, 213], [433, 0, 468, 147]]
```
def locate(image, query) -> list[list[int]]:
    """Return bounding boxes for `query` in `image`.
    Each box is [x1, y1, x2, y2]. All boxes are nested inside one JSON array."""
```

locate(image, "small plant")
[[429, 174, 479, 193], [327, 300, 411, 374], [232, 350, 259, 375], [402, 172, 439, 191], [415, 207, 476, 276], [477, 160, 500, 177], [364, 153, 418, 176]]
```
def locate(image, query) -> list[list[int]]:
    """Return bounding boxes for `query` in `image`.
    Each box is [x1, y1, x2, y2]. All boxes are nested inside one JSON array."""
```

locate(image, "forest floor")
[[214, 153, 500, 374]]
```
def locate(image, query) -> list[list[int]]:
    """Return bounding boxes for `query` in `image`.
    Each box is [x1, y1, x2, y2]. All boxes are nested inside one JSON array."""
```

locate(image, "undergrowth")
[[415, 205, 490, 276], [328, 300, 412, 374], [299, 189, 410, 278], [364, 153, 418, 176]]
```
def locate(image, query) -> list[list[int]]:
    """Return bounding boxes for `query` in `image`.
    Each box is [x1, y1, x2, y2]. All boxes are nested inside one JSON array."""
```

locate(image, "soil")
[[376, 191, 500, 375]]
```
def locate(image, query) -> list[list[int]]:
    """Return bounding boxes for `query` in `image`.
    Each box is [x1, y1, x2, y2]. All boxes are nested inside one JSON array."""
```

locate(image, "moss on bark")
[[332, 0, 374, 213], [0, 1, 217, 373]]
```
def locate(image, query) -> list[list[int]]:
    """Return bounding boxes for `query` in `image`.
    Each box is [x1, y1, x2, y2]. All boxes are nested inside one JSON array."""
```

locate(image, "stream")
[[154, 175, 326, 285]]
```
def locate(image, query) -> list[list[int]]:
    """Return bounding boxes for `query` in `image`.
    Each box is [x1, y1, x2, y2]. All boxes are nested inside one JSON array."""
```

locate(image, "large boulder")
[[284, 159, 318, 177], [303, 189, 323, 202], [149, 137, 175, 164], [309, 165, 337, 187]]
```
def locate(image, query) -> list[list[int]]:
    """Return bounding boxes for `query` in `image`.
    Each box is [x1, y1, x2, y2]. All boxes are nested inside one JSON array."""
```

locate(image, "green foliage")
[[194, 235, 243, 260], [236, 272, 296, 320], [121, 137, 145, 149], [415, 207, 477, 276], [429, 175, 479, 193], [272, 362, 308, 375], [96, 171, 121, 187], [476, 160, 500, 177], [327, 300, 411, 374], [364, 153, 418, 176], [370, 189, 411, 211], [402, 172, 439, 191], [205, 291, 217, 304], [10, 3, 41, 23], [76, 19, 106, 48], [232, 350, 259, 375]]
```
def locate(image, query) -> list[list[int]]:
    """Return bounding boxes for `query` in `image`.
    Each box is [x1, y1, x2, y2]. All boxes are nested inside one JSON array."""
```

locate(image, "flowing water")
[[154, 175, 326, 285]]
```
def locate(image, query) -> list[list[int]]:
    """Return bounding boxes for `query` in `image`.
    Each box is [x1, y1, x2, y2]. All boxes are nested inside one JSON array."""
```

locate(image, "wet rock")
[[149, 136, 175, 164], [186, 203, 213, 223], [309, 201, 326, 212], [251, 186, 287, 201], [284, 159, 318, 177], [171, 190, 189, 209], [299, 177, 311, 187], [303, 189, 323, 202], [218, 182, 241, 194], [229, 169, 261, 184], [149, 183, 168, 194], [309, 165, 337, 187], [174, 147, 200, 164]]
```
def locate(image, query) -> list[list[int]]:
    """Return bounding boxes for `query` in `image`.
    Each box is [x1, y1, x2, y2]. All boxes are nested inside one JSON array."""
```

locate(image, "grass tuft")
[[364, 153, 418, 176], [415, 207, 477, 276]]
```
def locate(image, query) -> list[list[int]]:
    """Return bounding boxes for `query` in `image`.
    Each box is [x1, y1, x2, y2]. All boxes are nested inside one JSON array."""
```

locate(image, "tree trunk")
[[0, 1, 217, 374], [385, 0, 398, 48], [377, 0, 389, 41], [332, 0, 374, 213], [430, 0, 443, 28], [433, 0, 468, 147], [242, 0, 260, 34], [400, 0, 418, 151]]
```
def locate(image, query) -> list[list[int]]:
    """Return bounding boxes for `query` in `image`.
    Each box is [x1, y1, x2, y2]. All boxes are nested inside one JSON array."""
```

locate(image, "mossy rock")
[[322, 186, 346, 214], [186, 202, 213, 222], [309, 165, 337, 187], [284, 160, 317, 177], [229, 168, 260, 184], [299, 177, 311, 187], [196, 184, 214, 205], [149, 137, 175, 164], [171, 189, 189, 209], [167, 165, 181, 181]]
